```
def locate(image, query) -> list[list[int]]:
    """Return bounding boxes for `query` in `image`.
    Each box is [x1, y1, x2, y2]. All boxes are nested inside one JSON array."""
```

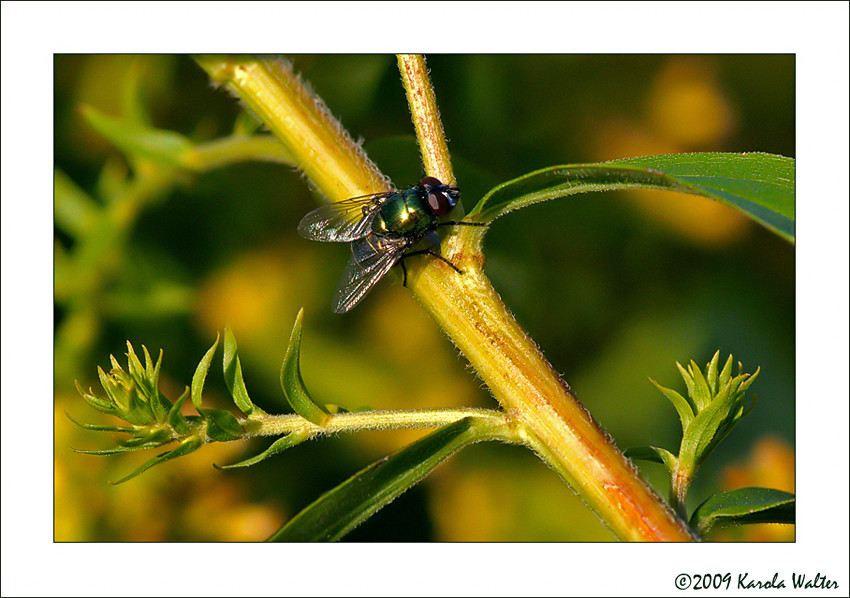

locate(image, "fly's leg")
[[398, 222, 485, 285], [401, 249, 463, 281], [436, 221, 488, 228]]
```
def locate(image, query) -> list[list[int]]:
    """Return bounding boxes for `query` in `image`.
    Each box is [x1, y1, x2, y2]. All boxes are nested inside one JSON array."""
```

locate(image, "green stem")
[[244, 407, 512, 438], [671, 464, 693, 520], [195, 54, 695, 542], [181, 134, 293, 171]]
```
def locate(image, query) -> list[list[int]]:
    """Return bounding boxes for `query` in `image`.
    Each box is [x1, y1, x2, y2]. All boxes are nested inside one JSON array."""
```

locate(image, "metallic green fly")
[[298, 176, 484, 313]]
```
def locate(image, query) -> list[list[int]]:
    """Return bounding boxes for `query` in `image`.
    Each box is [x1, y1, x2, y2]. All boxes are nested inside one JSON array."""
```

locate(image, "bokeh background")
[[54, 54, 794, 542]]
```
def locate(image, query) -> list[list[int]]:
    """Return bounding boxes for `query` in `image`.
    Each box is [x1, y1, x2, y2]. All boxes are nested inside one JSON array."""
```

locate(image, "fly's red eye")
[[428, 190, 451, 215], [420, 176, 442, 189]]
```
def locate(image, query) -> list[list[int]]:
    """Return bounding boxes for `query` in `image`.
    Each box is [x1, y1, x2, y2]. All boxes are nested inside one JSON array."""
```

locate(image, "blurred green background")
[[54, 54, 794, 542]]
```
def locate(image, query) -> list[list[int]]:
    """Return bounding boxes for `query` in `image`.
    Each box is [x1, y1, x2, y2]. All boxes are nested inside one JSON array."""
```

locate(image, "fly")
[[297, 176, 484, 313]]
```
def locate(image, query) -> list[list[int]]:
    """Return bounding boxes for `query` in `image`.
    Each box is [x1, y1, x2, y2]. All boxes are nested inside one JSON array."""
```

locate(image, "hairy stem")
[[397, 54, 456, 187], [195, 55, 390, 203], [244, 407, 513, 438]]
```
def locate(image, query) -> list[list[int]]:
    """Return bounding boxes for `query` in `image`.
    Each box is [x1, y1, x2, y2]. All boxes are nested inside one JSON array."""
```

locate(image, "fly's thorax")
[[372, 189, 434, 237]]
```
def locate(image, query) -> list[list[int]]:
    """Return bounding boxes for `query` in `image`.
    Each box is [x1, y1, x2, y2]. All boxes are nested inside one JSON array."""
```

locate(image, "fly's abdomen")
[[372, 191, 433, 237]]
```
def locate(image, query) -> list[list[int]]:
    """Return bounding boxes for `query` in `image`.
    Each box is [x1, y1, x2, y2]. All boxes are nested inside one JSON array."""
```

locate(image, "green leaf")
[[688, 360, 712, 411], [280, 309, 329, 426], [698, 370, 760, 463], [142, 345, 161, 389], [624, 445, 678, 473], [680, 375, 751, 469], [76, 379, 119, 415], [466, 153, 794, 242], [65, 410, 134, 433], [690, 487, 795, 536], [223, 326, 265, 417], [144, 346, 171, 422], [123, 380, 152, 426], [70, 444, 159, 456], [216, 430, 312, 469], [81, 104, 193, 166], [705, 351, 721, 395], [125, 342, 166, 422], [718, 354, 734, 390], [54, 168, 100, 238], [268, 417, 497, 542], [649, 378, 694, 431], [167, 387, 192, 435], [120, 428, 172, 447], [191, 334, 220, 410], [120, 56, 152, 126], [125, 342, 146, 388], [108, 437, 204, 484], [199, 408, 244, 442], [675, 362, 696, 405]]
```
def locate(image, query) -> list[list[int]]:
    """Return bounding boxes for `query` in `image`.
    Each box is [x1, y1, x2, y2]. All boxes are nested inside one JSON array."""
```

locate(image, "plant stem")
[[671, 464, 693, 520], [245, 407, 512, 438], [409, 241, 694, 540], [397, 54, 456, 187], [195, 54, 695, 541], [181, 135, 293, 171], [194, 55, 390, 204]]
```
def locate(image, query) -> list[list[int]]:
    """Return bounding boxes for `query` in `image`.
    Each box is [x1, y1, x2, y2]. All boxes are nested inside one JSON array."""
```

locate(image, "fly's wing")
[[297, 192, 396, 242], [332, 234, 409, 313]]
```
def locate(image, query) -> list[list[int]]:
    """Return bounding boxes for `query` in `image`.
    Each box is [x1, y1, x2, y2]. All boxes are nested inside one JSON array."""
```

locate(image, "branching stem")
[[195, 54, 696, 542]]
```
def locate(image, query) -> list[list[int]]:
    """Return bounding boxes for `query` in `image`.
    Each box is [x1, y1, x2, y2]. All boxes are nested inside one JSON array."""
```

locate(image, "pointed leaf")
[[65, 411, 134, 433], [681, 374, 754, 468], [191, 334, 220, 409], [70, 444, 158, 455], [125, 342, 146, 388], [705, 351, 720, 395], [120, 56, 152, 126], [688, 360, 712, 411], [675, 362, 696, 404], [129, 343, 167, 422], [77, 379, 119, 415], [680, 400, 730, 467], [81, 104, 193, 166], [120, 428, 172, 447], [141, 346, 158, 385], [216, 431, 312, 469], [122, 380, 153, 426], [199, 408, 244, 442], [268, 417, 498, 542], [718, 354, 734, 391], [736, 367, 760, 395], [96, 366, 120, 408], [223, 325, 265, 417], [280, 309, 329, 426], [167, 387, 192, 435], [108, 437, 204, 484], [699, 373, 760, 464], [649, 378, 694, 431], [624, 445, 678, 473], [690, 487, 795, 536], [466, 153, 794, 242]]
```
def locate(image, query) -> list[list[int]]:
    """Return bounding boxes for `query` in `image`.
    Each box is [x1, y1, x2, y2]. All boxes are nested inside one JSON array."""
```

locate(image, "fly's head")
[[420, 176, 460, 216]]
